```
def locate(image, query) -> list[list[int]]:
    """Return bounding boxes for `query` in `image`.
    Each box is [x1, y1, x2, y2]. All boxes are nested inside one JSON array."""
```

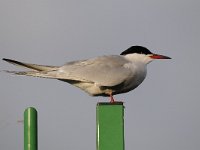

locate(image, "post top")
[[97, 102, 124, 106]]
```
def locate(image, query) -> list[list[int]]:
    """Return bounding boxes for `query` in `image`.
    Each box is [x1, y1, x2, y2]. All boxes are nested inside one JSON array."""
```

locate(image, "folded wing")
[[58, 55, 133, 87]]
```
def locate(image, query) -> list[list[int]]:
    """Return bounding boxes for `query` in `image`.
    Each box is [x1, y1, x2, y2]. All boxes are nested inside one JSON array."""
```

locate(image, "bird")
[[3, 46, 171, 103]]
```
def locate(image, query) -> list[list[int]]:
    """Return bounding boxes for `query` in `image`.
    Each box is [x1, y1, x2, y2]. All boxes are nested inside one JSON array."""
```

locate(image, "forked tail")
[[2, 58, 58, 71], [2, 58, 60, 79]]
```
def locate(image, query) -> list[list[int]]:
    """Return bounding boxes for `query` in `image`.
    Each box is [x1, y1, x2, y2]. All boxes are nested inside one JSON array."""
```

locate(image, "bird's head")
[[120, 46, 171, 64]]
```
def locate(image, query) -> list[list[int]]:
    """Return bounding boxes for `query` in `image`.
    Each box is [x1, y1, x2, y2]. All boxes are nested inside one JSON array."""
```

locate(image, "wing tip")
[[2, 58, 18, 64], [2, 58, 8, 61]]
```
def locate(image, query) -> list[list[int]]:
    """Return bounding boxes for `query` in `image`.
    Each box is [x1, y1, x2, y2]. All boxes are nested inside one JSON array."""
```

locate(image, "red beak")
[[150, 54, 171, 59]]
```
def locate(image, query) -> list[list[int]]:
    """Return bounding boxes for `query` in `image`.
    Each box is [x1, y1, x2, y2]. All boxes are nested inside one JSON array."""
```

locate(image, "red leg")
[[109, 94, 115, 103]]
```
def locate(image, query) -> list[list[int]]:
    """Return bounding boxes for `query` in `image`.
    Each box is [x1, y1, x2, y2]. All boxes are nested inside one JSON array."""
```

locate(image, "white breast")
[[121, 61, 147, 93]]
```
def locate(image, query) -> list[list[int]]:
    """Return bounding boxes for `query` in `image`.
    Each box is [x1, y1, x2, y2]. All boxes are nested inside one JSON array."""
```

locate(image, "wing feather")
[[58, 55, 133, 86]]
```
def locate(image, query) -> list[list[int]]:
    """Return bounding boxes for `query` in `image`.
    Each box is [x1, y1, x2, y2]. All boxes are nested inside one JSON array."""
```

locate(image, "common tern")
[[3, 46, 171, 102]]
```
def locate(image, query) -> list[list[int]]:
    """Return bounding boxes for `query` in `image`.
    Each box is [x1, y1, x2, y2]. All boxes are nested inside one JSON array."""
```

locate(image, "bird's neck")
[[124, 54, 153, 65]]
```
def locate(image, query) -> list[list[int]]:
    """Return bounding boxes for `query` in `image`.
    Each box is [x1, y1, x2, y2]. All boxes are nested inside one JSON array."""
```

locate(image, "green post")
[[96, 102, 125, 150], [24, 107, 38, 150]]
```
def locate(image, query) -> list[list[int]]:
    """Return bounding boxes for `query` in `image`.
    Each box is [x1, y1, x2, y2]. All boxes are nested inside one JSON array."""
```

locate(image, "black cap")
[[120, 46, 152, 55]]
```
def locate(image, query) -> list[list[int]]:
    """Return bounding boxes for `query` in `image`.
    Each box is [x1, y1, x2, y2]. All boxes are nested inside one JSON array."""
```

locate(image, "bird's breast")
[[121, 62, 147, 93]]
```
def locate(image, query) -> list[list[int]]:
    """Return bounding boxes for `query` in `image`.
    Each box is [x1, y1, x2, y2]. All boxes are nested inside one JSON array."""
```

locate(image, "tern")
[[3, 46, 171, 102]]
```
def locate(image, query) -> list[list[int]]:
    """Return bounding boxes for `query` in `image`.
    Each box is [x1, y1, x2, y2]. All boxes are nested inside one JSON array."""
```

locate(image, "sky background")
[[0, 0, 200, 150]]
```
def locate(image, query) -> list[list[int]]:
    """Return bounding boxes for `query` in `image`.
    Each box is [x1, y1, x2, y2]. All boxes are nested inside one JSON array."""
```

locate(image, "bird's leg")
[[109, 93, 115, 103], [109, 93, 123, 103], [106, 90, 116, 103]]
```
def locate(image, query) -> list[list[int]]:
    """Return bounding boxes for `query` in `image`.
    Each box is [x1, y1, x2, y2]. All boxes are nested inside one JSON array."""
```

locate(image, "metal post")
[[24, 107, 38, 150], [96, 102, 125, 150]]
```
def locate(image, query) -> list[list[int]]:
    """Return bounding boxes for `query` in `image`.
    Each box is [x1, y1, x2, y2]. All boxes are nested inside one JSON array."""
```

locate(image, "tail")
[[3, 70, 60, 79], [2, 58, 60, 79], [3, 58, 58, 71]]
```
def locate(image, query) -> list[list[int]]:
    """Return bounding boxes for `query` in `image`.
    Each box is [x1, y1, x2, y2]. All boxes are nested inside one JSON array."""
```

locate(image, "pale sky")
[[0, 0, 200, 150]]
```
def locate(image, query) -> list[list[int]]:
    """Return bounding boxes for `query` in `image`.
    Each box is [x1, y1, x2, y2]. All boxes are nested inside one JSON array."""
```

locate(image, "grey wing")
[[58, 55, 132, 86]]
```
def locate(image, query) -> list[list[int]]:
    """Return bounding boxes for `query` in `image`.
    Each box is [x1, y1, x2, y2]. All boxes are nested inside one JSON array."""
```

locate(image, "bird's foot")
[[110, 95, 115, 103], [110, 95, 123, 103]]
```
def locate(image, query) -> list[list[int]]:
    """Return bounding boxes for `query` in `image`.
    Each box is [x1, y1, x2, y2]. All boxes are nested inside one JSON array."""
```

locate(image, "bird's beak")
[[150, 54, 171, 59]]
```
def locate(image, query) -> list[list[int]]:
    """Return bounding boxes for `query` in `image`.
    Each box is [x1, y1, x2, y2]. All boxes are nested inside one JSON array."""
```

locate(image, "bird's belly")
[[73, 82, 104, 96]]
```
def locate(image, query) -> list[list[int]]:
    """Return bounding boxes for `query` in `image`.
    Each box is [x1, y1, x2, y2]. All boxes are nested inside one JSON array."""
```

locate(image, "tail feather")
[[2, 58, 77, 80], [2, 58, 57, 71], [3, 70, 60, 79]]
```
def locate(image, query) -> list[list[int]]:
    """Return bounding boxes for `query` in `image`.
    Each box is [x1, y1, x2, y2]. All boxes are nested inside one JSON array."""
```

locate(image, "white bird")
[[3, 46, 171, 102]]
